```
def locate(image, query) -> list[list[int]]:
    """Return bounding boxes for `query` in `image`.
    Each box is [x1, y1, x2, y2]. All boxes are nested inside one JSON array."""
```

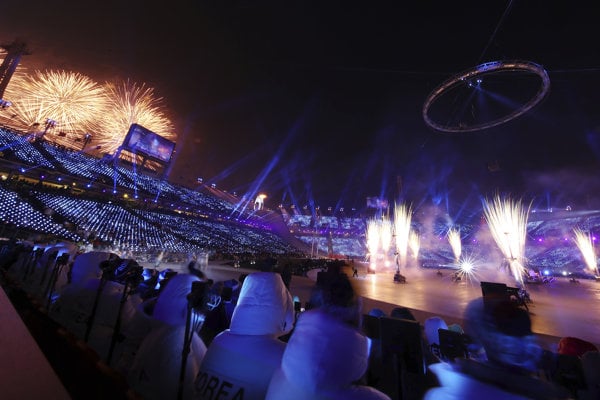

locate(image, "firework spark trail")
[[366, 219, 380, 267], [5, 70, 108, 146], [482, 196, 530, 286], [380, 218, 393, 254], [394, 203, 412, 270], [97, 80, 176, 154], [447, 227, 461, 263], [573, 228, 598, 276], [409, 230, 420, 259]]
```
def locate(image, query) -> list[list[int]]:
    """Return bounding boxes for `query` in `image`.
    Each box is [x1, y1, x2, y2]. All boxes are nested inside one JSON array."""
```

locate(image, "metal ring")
[[423, 60, 550, 133]]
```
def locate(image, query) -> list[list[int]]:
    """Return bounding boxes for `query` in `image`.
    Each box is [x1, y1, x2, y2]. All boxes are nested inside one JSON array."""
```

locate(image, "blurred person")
[[308, 269, 362, 326], [557, 336, 598, 358], [424, 298, 570, 399], [193, 272, 294, 400]]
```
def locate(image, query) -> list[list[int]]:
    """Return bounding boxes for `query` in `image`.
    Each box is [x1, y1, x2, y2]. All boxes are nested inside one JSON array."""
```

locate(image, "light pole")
[[39, 118, 57, 140], [82, 133, 92, 151]]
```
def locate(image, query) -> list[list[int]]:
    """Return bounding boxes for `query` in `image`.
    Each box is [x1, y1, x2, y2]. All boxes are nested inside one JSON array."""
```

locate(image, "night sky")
[[2, 1, 600, 214]]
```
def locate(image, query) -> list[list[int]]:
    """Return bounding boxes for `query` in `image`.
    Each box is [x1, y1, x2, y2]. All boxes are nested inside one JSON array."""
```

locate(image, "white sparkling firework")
[[95, 80, 176, 154], [482, 196, 530, 286], [447, 227, 462, 263], [366, 219, 381, 262], [573, 228, 598, 276], [409, 230, 420, 259], [380, 218, 393, 254], [394, 203, 412, 270], [456, 253, 480, 284]]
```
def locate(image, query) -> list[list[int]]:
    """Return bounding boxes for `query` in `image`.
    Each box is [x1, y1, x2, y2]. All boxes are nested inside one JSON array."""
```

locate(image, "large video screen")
[[122, 123, 176, 163]]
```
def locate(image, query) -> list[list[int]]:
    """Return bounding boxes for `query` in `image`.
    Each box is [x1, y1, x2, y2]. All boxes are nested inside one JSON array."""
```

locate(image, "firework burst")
[[573, 228, 598, 276], [95, 80, 176, 154], [4, 70, 108, 146], [482, 195, 530, 286]]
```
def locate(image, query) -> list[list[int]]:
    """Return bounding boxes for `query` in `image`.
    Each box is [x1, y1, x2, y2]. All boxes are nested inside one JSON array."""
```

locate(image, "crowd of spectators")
[[1, 239, 599, 400]]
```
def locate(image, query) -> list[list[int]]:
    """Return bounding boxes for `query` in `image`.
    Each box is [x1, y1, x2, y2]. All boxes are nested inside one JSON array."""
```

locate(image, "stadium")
[[2, 2, 600, 399]]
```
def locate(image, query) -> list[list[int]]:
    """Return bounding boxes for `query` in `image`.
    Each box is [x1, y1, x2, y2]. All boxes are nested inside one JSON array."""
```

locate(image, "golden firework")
[[95, 80, 176, 154], [4, 70, 108, 146]]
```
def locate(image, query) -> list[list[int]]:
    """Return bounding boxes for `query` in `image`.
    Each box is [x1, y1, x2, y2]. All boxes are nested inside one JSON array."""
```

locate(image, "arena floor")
[[157, 260, 600, 350]]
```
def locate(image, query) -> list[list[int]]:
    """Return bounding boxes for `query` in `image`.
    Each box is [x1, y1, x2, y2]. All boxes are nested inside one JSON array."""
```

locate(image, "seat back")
[[378, 316, 426, 400]]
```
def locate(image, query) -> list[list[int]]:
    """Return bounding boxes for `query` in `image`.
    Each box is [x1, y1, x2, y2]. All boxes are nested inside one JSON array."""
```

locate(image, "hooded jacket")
[[265, 309, 391, 400], [194, 272, 294, 400], [128, 273, 207, 400]]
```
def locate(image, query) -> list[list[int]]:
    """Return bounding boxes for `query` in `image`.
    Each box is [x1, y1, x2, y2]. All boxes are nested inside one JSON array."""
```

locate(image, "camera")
[[56, 253, 70, 265], [187, 281, 211, 311], [100, 257, 144, 286]]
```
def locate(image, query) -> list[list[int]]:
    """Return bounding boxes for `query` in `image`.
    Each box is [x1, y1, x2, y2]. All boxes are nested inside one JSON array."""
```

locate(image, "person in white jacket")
[[265, 309, 391, 400], [266, 270, 390, 400], [193, 271, 295, 400]]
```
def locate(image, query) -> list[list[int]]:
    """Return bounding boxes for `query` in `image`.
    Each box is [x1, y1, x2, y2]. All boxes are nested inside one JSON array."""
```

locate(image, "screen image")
[[122, 123, 176, 163]]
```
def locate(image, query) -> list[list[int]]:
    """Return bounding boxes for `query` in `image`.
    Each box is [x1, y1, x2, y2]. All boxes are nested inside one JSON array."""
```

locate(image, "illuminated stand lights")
[[422, 60, 550, 133]]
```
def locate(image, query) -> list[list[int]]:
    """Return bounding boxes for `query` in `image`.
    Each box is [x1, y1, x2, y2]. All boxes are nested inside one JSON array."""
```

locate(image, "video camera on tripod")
[[187, 281, 212, 313], [99, 257, 144, 286], [86, 256, 144, 363], [178, 280, 218, 400], [56, 252, 70, 265]]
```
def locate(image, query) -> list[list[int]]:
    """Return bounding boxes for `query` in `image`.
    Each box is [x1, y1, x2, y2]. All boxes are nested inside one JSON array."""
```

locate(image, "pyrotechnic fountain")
[[394, 203, 412, 275], [366, 219, 381, 272], [573, 228, 599, 277], [365, 216, 395, 272], [482, 196, 530, 286], [409, 230, 420, 260], [447, 227, 461, 264], [380, 218, 393, 267]]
